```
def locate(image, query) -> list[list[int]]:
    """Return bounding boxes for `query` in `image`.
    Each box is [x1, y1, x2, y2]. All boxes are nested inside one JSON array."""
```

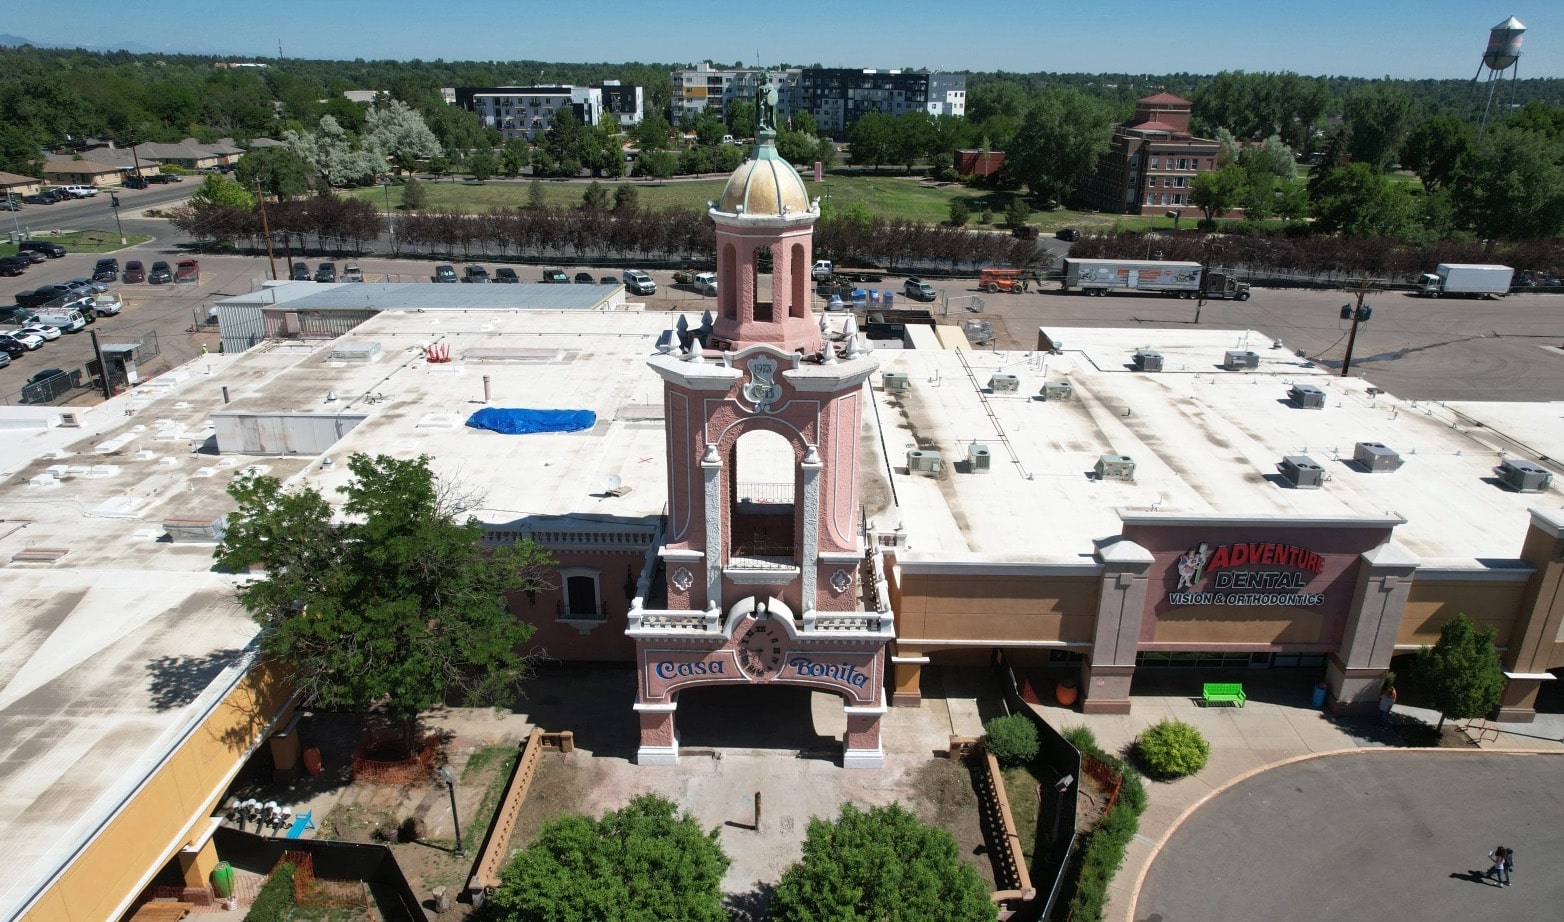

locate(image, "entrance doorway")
[[672, 685, 840, 756]]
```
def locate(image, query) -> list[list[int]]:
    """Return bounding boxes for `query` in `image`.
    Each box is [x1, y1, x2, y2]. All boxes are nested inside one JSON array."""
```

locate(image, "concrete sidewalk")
[[1017, 677, 1564, 922]]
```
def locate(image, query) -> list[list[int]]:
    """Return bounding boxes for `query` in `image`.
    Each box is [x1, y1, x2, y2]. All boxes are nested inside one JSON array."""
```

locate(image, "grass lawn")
[[0, 230, 152, 256], [344, 173, 1153, 234], [1002, 764, 1044, 863]]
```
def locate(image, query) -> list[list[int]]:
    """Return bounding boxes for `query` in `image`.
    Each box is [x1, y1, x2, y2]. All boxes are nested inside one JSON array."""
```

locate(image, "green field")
[[343, 174, 1159, 234], [0, 230, 152, 256]]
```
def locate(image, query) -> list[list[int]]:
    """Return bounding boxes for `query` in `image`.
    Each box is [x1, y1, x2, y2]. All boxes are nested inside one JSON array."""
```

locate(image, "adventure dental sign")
[[1169, 541, 1327, 607]]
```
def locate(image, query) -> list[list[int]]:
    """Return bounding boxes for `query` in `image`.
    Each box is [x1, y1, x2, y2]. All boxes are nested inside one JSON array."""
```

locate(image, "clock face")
[[738, 618, 786, 679]]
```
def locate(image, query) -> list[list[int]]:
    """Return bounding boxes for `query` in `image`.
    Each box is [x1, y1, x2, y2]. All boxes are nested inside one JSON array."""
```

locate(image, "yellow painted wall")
[[19, 660, 294, 922], [1400, 581, 1526, 648], [897, 572, 1097, 644]]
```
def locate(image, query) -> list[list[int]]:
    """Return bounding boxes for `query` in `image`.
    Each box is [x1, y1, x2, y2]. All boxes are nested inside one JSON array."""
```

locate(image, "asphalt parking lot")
[[6, 245, 1562, 405]]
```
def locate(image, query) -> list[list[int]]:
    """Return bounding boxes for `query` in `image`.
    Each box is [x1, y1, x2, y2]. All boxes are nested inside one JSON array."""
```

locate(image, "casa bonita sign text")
[[1168, 541, 1327, 607], [651, 655, 871, 690]]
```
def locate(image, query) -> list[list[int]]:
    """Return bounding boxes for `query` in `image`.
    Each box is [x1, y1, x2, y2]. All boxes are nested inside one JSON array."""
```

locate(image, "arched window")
[[727, 430, 796, 568], [789, 242, 808, 317]]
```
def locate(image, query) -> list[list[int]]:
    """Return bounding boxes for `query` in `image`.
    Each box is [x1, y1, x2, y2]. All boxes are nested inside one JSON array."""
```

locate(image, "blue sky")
[[13, 1, 1562, 79]]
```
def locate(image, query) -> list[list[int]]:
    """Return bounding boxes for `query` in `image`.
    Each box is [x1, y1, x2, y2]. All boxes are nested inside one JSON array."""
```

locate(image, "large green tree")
[[1400, 114, 1472, 192], [491, 794, 729, 922], [188, 173, 255, 210], [1414, 613, 1506, 730], [770, 803, 992, 922], [1310, 162, 1416, 238], [1006, 88, 1113, 205], [216, 453, 552, 746], [1342, 85, 1417, 173], [363, 98, 442, 177], [848, 110, 895, 170], [234, 145, 314, 200], [1450, 125, 1564, 241], [1190, 165, 1247, 221]]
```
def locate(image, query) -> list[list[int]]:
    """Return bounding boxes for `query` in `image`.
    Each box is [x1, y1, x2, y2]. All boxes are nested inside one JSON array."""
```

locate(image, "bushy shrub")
[[983, 713, 1040, 767], [244, 862, 295, 922], [1136, 719, 1210, 779], [948, 198, 970, 226]]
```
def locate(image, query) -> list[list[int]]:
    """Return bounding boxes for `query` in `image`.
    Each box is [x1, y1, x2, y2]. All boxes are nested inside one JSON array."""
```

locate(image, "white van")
[[62, 185, 99, 198], [31, 308, 87, 333]]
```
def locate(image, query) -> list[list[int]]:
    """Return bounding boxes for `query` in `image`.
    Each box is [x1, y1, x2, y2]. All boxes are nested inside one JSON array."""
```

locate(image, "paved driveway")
[[1135, 752, 1563, 922]]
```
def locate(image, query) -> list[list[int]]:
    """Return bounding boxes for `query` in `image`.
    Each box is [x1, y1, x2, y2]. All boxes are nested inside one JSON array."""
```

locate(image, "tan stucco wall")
[[1150, 605, 1326, 645], [19, 659, 294, 922], [896, 572, 1098, 645], [1399, 581, 1527, 648]]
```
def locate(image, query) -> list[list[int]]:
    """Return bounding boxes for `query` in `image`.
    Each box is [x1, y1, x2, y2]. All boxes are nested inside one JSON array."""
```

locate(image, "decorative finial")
[[685, 336, 705, 363]]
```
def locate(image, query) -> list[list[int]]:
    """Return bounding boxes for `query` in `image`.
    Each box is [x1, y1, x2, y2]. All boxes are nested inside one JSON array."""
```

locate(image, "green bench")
[[1202, 682, 1247, 708]]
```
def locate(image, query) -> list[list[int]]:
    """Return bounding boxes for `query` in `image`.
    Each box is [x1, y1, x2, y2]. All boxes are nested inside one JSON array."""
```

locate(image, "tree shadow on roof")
[[146, 648, 245, 711]]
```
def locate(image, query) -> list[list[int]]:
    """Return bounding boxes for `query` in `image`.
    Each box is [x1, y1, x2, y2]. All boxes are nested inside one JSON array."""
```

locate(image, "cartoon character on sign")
[[1175, 543, 1211, 590]]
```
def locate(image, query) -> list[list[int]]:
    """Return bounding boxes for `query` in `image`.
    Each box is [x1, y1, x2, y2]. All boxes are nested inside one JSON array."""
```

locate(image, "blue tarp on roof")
[[465, 408, 597, 435]]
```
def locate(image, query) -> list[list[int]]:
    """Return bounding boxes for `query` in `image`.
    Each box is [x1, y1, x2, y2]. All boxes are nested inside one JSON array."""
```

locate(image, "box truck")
[[1062, 259, 1247, 299], [1416, 263, 1513, 298]]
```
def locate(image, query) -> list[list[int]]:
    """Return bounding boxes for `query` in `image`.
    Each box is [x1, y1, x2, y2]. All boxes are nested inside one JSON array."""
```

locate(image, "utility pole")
[[1339, 280, 1376, 377], [109, 192, 126, 245], [254, 181, 278, 281]]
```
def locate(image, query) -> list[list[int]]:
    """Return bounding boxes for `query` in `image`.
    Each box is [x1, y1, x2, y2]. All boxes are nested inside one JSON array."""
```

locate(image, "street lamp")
[[109, 192, 126, 245], [436, 766, 466, 857]]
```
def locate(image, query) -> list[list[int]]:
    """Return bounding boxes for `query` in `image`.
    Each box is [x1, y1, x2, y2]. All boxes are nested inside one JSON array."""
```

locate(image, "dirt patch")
[[1391, 718, 1480, 748], [912, 757, 996, 889]]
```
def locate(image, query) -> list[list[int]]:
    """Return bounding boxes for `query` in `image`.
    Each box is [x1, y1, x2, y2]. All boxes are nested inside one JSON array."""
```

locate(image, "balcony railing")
[[733, 481, 794, 504]]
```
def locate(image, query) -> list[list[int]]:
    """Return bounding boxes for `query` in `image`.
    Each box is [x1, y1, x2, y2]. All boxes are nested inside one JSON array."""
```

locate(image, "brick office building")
[[1077, 92, 1221, 215]]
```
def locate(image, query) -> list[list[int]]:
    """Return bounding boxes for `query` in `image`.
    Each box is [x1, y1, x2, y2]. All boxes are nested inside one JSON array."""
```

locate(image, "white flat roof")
[[868, 328, 1561, 565]]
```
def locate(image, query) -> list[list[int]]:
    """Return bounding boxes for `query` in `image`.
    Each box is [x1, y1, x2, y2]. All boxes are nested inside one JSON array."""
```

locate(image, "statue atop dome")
[[756, 78, 779, 136]]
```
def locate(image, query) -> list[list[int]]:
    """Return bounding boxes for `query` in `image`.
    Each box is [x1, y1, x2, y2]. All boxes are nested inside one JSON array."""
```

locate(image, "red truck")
[[175, 259, 200, 283]]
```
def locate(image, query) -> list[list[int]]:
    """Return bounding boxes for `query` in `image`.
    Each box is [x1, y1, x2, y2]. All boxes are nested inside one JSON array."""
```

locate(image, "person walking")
[[1501, 847, 1514, 887], [1485, 846, 1509, 886], [1378, 673, 1397, 727]]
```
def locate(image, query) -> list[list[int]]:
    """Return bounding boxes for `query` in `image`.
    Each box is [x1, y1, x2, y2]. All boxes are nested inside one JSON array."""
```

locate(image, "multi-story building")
[[456, 82, 644, 141], [1076, 92, 1221, 215], [670, 63, 966, 138]]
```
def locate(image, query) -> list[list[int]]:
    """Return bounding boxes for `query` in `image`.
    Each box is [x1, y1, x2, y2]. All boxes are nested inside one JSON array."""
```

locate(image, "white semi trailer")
[[1061, 259, 1250, 300], [1416, 263, 1513, 298]]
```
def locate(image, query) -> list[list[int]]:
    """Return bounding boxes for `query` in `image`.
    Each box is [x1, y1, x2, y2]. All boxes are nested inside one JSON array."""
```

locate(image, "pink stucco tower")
[[630, 91, 893, 768]]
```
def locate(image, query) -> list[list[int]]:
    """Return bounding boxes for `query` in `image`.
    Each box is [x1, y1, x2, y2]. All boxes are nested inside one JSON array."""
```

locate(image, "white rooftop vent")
[[966, 443, 992, 473], [1353, 442, 1403, 473], [1224, 350, 1259, 370], [907, 449, 944, 475], [1095, 454, 1135, 481], [58, 411, 82, 428], [882, 371, 911, 392], [1289, 384, 1327, 409], [1278, 454, 1326, 489], [1494, 458, 1552, 493], [1133, 349, 1163, 372], [327, 340, 383, 363], [1039, 381, 1073, 401], [988, 374, 1020, 393]]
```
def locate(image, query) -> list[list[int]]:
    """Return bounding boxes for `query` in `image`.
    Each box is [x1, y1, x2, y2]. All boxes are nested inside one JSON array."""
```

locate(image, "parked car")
[[541, 268, 569, 283], [18, 324, 62, 342], [0, 336, 29, 357], [62, 184, 99, 198], [0, 197, 20, 211], [342, 264, 364, 282], [692, 272, 718, 296], [0, 255, 29, 276], [462, 266, 491, 283], [122, 260, 146, 283], [903, 278, 938, 302], [1055, 227, 1082, 242], [21, 193, 53, 205], [148, 261, 173, 284], [432, 264, 458, 283], [146, 173, 182, 184], [600, 276, 618, 285], [494, 268, 520, 283], [175, 259, 200, 283], [313, 262, 336, 283], [21, 368, 82, 404], [91, 293, 123, 316], [16, 249, 47, 264], [7, 330, 46, 350], [18, 240, 66, 258], [67, 276, 110, 294], [290, 262, 311, 281], [123, 175, 149, 189], [622, 270, 656, 295], [16, 289, 58, 308], [93, 258, 119, 281], [0, 350, 10, 369], [574, 272, 595, 284]]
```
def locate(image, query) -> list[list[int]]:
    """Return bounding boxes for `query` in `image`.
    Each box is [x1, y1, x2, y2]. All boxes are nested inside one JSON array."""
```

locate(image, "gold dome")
[[717, 142, 812, 217]]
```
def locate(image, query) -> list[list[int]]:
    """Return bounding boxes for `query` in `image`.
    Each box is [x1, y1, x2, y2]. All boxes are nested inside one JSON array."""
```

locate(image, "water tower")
[[1473, 16, 1526, 137]]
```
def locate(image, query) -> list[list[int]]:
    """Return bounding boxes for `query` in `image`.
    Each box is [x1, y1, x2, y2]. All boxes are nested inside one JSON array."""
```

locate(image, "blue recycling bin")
[[1311, 682, 1327, 708], [883, 291, 895, 307]]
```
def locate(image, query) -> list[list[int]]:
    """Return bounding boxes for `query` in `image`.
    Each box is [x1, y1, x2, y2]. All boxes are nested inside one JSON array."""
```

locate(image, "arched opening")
[[727, 429, 796, 567], [672, 684, 842, 755], [789, 242, 808, 318], [720, 243, 738, 320], [752, 245, 774, 322]]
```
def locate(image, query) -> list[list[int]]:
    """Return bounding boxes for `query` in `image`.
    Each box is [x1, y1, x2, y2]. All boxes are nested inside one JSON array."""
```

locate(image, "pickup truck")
[[811, 260, 884, 283]]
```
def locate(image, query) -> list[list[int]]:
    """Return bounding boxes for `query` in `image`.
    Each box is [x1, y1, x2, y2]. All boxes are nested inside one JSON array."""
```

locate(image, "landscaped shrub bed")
[[1058, 727, 1148, 922], [1135, 719, 1211, 780], [243, 861, 296, 922]]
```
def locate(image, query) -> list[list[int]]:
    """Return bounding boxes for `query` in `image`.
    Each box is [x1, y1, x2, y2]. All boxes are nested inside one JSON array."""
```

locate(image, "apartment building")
[[457, 82, 644, 141], [1077, 92, 1221, 215]]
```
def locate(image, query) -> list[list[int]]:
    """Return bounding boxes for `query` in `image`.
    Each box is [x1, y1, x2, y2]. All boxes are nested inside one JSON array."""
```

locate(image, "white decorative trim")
[[670, 567, 694, 592], [659, 547, 703, 562], [842, 746, 884, 769], [702, 451, 723, 607], [636, 745, 679, 766], [1118, 511, 1408, 528], [632, 701, 679, 712], [725, 565, 801, 585], [1415, 565, 1534, 582], [830, 568, 853, 593], [801, 452, 822, 605], [557, 618, 606, 636], [818, 551, 863, 564], [890, 654, 931, 665], [1503, 671, 1557, 681], [896, 560, 1104, 576], [1528, 507, 1564, 539]]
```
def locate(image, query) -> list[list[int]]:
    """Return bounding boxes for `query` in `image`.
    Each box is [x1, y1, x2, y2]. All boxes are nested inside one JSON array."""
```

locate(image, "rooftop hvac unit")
[[163, 513, 228, 544], [1133, 349, 1163, 372], [988, 374, 1020, 393], [1040, 381, 1073, 401], [1224, 350, 1259, 370], [882, 371, 911, 392], [1095, 454, 1135, 481], [967, 442, 992, 473], [1495, 458, 1552, 493], [1278, 454, 1325, 489], [907, 449, 944, 475], [1289, 384, 1327, 409], [1353, 441, 1403, 472]]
